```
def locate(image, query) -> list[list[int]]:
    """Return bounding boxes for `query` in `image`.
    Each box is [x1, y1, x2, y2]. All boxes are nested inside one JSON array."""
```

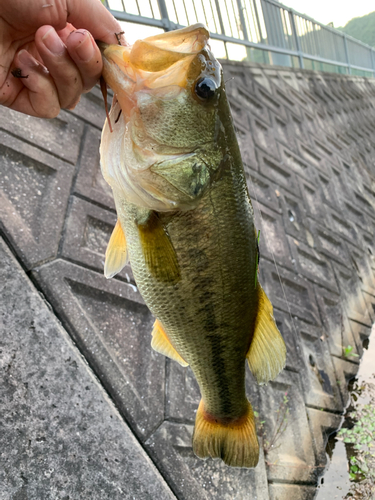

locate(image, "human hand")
[[0, 0, 125, 118]]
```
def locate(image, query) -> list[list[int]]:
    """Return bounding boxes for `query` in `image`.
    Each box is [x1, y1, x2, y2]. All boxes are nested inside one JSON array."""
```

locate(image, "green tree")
[[338, 11, 375, 48]]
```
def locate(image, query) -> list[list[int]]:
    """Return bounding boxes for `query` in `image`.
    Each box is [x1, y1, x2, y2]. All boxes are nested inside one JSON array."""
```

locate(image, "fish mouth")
[[99, 24, 220, 117]]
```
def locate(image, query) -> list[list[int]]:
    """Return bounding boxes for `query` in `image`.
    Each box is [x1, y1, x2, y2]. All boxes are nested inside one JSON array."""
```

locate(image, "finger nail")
[[72, 30, 95, 62], [42, 27, 66, 55], [17, 50, 49, 77], [18, 50, 39, 67]]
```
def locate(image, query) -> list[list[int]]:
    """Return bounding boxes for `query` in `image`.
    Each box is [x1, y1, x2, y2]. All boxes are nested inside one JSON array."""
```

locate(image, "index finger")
[[66, 0, 127, 45]]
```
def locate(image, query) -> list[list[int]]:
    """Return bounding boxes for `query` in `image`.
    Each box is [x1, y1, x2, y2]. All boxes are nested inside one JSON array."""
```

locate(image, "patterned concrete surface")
[[0, 239, 176, 500], [1, 62, 375, 499]]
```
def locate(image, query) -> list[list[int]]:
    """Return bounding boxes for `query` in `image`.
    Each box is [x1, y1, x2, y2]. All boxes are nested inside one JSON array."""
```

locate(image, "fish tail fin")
[[192, 399, 259, 468]]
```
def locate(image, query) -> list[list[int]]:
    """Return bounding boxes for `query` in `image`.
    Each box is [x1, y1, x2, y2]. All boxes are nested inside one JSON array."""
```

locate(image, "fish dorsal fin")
[[247, 283, 286, 384], [104, 220, 128, 279], [137, 211, 180, 283], [151, 319, 189, 367]]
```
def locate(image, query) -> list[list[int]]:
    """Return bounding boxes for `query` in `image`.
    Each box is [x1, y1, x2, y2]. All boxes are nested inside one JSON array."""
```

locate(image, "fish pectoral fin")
[[151, 319, 188, 367], [104, 220, 129, 279], [137, 211, 180, 283], [246, 283, 286, 384]]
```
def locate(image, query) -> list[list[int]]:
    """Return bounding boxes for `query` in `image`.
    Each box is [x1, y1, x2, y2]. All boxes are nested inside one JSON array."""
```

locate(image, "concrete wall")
[[1, 61, 375, 499]]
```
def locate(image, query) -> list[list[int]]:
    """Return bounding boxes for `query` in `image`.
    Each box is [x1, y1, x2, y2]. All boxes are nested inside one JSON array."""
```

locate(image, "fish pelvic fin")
[[104, 220, 128, 279], [137, 211, 181, 283], [193, 400, 259, 468], [151, 319, 189, 367], [247, 282, 286, 384]]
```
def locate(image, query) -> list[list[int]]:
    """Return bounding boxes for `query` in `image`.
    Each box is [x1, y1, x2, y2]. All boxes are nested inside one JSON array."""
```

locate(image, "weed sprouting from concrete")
[[343, 345, 359, 359], [254, 392, 290, 456], [337, 379, 375, 499]]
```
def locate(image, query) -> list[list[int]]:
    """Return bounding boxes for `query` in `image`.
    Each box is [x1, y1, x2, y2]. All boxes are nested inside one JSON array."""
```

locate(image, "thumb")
[[66, 0, 126, 45]]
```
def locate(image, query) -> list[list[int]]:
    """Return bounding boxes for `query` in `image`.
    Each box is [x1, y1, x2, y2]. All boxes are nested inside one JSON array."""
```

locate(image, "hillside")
[[338, 10, 375, 47]]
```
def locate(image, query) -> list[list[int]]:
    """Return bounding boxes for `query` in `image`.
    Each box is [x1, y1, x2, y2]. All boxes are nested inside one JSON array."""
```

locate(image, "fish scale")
[[116, 153, 258, 419]]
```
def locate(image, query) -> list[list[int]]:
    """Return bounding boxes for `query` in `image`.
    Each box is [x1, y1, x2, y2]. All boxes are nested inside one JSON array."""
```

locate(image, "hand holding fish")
[[0, 0, 124, 118]]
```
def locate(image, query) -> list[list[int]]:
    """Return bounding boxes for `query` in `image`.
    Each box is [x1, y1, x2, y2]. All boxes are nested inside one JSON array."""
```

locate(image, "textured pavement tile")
[[0, 238, 175, 500], [325, 208, 359, 244], [61, 195, 134, 282], [32, 260, 164, 440], [253, 82, 288, 122], [350, 187, 375, 219], [73, 125, 115, 209], [256, 150, 301, 197], [348, 319, 372, 359], [165, 362, 200, 423], [314, 285, 359, 359], [271, 116, 291, 149], [227, 82, 271, 125], [146, 422, 270, 500], [342, 200, 370, 231], [296, 177, 326, 224], [331, 357, 360, 407], [258, 370, 317, 483], [271, 83, 300, 118], [285, 110, 305, 148], [306, 408, 343, 472], [273, 309, 304, 374], [68, 85, 107, 129], [344, 241, 375, 297], [292, 319, 342, 412], [244, 166, 280, 214], [279, 145, 314, 183], [260, 262, 321, 326], [221, 63, 254, 92], [332, 262, 372, 327], [247, 65, 273, 94], [227, 95, 256, 130], [268, 484, 318, 500], [287, 236, 338, 294], [362, 292, 375, 323], [314, 169, 344, 213], [0, 131, 74, 269], [360, 229, 375, 265], [233, 120, 257, 168], [0, 107, 84, 165], [278, 189, 311, 247], [308, 219, 351, 268], [311, 137, 341, 169], [253, 202, 294, 271], [329, 165, 355, 206], [297, 141, 326, 174], [250, 116, 280, 160]]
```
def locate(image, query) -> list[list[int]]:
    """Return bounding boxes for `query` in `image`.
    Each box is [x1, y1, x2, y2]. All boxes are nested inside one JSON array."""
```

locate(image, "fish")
[[98, 24, 286, 468]]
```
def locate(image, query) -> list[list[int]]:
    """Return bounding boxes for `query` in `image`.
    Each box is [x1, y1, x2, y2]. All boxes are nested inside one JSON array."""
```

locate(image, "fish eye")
[[195, 77, 217, 100]]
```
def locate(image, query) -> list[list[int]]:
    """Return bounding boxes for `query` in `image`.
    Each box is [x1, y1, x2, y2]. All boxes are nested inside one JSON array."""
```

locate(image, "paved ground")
[[1, 61, 375, 499]]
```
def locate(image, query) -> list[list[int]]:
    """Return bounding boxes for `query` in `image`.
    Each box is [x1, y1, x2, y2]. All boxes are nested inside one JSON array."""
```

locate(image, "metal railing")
[[103, 0, 375, 77]]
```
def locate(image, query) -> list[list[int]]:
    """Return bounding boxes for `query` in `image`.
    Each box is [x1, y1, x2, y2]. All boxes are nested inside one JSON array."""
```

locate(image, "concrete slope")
[[1, 63, 375, 499], [0, 238, 176, 499]]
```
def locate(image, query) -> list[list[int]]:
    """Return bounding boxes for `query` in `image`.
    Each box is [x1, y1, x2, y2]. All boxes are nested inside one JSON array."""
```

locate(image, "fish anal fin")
[[151, 319, 188, 367], [193, 400, 259, 468], [247, 283, 286, 384], [137, 211, 180, 283], [104, 220, 128, 279]]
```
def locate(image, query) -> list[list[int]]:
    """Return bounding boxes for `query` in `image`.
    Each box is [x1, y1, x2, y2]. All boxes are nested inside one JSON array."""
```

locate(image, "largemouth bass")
[[99, 24, 286, 468]]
